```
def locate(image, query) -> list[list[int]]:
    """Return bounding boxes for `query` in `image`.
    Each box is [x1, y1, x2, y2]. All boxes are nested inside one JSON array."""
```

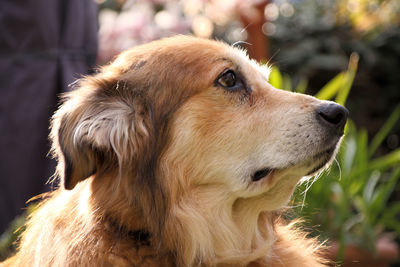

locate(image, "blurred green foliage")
[[0, 205, 38, 261], [0, 216, 24, 261], [269, 56, 400, 256], [267, 0, 400, 144], [294, 108, 400, 253], [268, 2, 400, 257]]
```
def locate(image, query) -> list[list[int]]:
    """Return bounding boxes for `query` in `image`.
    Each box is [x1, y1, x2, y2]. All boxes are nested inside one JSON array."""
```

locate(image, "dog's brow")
[[215, 57, 235, 66]]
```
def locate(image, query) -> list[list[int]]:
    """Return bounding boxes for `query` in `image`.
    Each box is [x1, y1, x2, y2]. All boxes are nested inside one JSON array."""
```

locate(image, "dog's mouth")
[[305, 145, 337, 176], [251, 144, 338, 183], [251, 168, 274, 182]]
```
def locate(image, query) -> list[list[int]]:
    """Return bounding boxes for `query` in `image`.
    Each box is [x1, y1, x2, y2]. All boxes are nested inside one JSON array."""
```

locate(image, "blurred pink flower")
[[98, 1, 191, 63]]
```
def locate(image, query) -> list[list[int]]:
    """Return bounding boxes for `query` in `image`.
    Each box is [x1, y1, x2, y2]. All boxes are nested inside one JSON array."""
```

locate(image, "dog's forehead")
[[101, 37, 271, 103], [227, 47, 271, 81], [186, 38, 270, 78], [112, 37, 270, 82], [181, 39, 271, 88], [188, 39, 271, 83]]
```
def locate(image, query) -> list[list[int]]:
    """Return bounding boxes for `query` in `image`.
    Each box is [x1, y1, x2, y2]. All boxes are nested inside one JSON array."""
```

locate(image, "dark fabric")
[[0, 0, 98, 233]]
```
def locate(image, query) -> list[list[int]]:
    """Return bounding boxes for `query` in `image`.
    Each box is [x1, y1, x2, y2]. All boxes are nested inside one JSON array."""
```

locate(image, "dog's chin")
[[250, 140, 341, 187], [305, 146, 336, 176], [303, 143, 340, 177]]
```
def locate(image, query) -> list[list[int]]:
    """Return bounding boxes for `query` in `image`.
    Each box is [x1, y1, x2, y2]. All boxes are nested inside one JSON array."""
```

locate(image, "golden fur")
[[2, 36, 347, 266]]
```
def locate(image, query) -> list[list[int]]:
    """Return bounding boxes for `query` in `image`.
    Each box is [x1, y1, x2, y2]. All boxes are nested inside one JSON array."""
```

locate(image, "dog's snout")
[[317, 103, 348, 134]]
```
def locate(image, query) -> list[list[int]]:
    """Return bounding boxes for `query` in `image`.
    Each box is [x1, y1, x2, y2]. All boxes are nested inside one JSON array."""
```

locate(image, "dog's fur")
[[2, 36, 347, 266]]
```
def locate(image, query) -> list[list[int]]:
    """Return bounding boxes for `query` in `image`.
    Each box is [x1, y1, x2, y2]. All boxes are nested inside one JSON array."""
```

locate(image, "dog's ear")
[[51, 78, 151, 190], [54, 108, 97, 190]]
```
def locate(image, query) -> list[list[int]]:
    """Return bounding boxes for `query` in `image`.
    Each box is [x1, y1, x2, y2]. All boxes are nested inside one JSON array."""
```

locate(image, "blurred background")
[[95, 0, 400, 137], [1, 0, 400, 265]]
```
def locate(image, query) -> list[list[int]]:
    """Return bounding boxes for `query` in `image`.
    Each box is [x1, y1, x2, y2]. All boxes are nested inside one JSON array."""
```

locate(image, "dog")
[[2, 36, 348, 266]]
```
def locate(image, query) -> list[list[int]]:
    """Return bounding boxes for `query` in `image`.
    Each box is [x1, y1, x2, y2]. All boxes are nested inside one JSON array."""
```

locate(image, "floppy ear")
[[51, 78, 151, 190], [54, 108, 97, 190]]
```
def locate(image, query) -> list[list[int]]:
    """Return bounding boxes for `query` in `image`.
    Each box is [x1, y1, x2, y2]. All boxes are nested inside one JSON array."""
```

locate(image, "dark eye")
[[217, 70, 237, 88]]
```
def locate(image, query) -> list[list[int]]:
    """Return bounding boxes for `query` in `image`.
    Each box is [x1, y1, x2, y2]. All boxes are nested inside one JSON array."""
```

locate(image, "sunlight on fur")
[[2, 36, 348, 267]]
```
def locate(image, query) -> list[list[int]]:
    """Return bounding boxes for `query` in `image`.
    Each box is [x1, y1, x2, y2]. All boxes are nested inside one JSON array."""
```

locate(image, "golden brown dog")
[[2, 36, 348, 267]]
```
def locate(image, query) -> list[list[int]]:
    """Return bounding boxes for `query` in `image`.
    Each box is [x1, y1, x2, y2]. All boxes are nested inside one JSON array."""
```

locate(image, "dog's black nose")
[[317, 103, 348, 134]]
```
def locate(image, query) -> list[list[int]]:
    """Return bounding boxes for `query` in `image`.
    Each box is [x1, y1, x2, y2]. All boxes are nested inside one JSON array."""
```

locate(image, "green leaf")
[[369, 104, 400, 157], [269, 66, 283, 89], [295, 78, 308, 94], [346, 128, 369, 194], [315, 72, 345, 100], [335, 53, 359, 106], [342, 131, 357, 176], [356, 129, 369, 174], [369, 149, 400, 171], [380, 202, 400, 235], [282, 73, 292, 91], [369, 168, 400, 224], [363, 170, 380, 204]]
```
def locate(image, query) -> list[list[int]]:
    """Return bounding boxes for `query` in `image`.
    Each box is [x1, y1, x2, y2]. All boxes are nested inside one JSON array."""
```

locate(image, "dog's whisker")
[[241, 23, 252, 34], [232, 40, 252, 47], [334, 157, 342, 181], [264, 48, 281, 67]]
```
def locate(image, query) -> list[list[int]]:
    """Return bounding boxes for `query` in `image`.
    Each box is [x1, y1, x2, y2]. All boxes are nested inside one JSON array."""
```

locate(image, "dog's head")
[[51, 36, 347, 260]]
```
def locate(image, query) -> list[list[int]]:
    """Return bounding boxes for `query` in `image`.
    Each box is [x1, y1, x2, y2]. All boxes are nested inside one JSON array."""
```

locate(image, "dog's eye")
[[217, 70, 237, 88], [215, 69, 247, 92]]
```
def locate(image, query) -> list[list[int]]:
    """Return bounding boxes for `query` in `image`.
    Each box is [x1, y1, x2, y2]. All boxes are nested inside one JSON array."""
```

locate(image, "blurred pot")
[[327, 236, 399, 267]]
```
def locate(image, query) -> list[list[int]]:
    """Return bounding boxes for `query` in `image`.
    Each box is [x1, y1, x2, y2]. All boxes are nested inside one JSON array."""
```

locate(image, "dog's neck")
[[162, 189, 277, 266], [88, 174, 282, 266], [98, 188, 276, 266], [160, 175, 303, 266]]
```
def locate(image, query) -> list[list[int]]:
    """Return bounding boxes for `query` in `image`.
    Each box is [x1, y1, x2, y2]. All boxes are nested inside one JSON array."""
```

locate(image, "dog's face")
[[159, 39, 348, 211], [52, 36, 347, 223]]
